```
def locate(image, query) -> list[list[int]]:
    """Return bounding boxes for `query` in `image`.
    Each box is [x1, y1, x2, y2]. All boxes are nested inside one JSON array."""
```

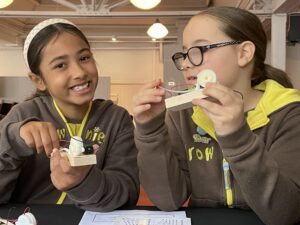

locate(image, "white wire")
[[158, 86, 195, 94]]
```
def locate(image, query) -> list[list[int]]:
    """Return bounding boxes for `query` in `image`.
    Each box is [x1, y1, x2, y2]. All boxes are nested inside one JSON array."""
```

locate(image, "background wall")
[[287, 44, 300, 89], [0, 42, 299, 114], [0, 47, 163, 115]]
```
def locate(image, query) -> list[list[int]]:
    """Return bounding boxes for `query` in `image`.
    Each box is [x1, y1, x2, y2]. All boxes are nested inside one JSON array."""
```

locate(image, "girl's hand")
[[20, 121, 60, 156], [50, 148, 93, 191], [132, 79, 166, 124], [192, 82, 244, 136]]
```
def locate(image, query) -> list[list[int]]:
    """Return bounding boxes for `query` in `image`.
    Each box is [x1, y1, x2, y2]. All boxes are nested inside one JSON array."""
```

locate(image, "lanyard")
[[53, 99, 92, 204], [53, 100, 92, 137], [223, 158, 233, 207]]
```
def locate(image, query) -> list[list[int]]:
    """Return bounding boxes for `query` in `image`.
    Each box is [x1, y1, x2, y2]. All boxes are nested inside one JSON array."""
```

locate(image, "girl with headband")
[[133, 7, 300, 225], [0, 18, 139, 211]]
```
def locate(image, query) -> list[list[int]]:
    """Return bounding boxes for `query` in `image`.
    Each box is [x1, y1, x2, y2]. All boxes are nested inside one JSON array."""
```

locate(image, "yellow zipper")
[[223, 158, 233, 207]]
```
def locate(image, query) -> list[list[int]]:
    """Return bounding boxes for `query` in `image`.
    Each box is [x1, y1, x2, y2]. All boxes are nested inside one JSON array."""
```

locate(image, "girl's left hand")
[[50, 148, 93, 191], [192, 82, 244, 136]]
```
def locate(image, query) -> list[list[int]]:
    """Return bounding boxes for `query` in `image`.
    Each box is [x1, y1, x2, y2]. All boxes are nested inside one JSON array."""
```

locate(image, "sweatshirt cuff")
[[135, 110, 166, 136], [216, 120, 256, 158], [67, 167, 102, 202]]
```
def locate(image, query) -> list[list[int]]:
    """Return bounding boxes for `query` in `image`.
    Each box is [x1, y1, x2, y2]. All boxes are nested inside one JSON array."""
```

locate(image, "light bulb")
[[112, 36, 117, 41], [0, 0, 13, 8], [147, 19, 168, 39], [130, 0, 161, 10]]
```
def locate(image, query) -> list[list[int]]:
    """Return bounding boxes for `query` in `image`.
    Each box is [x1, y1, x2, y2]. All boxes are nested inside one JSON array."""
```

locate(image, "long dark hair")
[[196, 6, 293, 88], [26, 22, 91, 98]]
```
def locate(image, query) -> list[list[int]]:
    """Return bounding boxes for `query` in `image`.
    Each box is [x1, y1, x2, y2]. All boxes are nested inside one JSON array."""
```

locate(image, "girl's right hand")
[[20, 121, 60, 156], [132, 79, 166, 124]]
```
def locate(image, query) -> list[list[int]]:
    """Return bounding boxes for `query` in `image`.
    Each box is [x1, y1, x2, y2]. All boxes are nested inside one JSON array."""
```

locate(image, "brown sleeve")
[[218, 108, 300, 225], [135, 111, 191, 211]]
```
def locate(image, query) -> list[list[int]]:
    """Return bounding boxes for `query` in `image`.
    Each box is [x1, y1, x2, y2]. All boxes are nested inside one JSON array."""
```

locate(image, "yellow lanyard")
[[53, 100, 92, 204], [53, 100, 92, 137]]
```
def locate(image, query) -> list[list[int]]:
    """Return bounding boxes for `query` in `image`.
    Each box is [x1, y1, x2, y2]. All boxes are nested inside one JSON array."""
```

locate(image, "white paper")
[[78, 210, 187, 225], [114, 217, 191, 225]]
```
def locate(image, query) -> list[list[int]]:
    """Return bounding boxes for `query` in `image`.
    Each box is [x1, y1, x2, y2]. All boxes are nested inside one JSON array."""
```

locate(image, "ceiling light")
[[130, 0, 161, 10], [147, 19, 168, 39], [0, 0, 13, 8], [111, 36, 117, 41]]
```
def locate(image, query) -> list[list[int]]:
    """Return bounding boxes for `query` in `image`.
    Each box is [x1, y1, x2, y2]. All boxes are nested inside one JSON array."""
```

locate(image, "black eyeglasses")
[[172, 40, 242, 71]]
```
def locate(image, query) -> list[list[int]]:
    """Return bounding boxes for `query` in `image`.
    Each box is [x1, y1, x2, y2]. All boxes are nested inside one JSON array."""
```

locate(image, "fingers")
[[201, 83, 234, 105], [50, 148, 71, 173], [132, 79, 166, 123], [92, 144, 100, 154], [40, 123, 59, 156], [20, 121, 59, 156], [133, 85, 165, 107], [50, 149, 92, 191], [192, 82, 244, 136], [144, 79, 162, 89], [50, 148, 60, 170], [132, 104, 151, 117]]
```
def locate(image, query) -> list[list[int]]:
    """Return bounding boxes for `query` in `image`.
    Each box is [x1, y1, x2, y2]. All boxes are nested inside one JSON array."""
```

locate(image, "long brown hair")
[[195, 6, 293, 88]]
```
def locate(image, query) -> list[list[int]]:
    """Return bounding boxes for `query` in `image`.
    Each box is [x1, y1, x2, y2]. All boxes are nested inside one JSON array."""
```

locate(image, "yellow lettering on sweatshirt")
[[205, 147, 214, 161], [196, 148, 203, 160], [84, 127, 106, 145], [188, 146, 214, 161], [85, 129, 93, 140], [57, 128, 66, 140], [193, 134, 211, 144]]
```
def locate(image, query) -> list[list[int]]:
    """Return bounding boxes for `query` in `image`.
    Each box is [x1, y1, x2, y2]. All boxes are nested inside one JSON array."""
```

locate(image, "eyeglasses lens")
[[173, 53, 185, 70], [188, 47, 202, 66]]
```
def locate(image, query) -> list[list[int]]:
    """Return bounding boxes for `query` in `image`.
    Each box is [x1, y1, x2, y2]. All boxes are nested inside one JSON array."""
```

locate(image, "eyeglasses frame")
[[172, 40, 242, 71]]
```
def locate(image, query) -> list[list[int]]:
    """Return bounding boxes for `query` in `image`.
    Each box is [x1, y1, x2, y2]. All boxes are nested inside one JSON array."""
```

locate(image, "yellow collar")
[[192, 80, 300, 140]]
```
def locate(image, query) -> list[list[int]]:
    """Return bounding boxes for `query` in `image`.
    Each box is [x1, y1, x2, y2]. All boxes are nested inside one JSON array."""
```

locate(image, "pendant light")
[[130, 0, 161, 10], [0, 0, 13, 8], [147, 19, 168, 39]]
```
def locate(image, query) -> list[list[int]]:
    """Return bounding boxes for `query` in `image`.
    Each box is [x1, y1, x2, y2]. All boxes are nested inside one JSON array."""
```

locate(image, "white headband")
[[23, 18, 75, 70]]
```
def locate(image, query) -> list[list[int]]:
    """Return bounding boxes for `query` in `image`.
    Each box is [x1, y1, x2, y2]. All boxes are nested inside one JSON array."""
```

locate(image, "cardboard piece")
[[67, 154, 97, 167], [165, 89, 207, 111]]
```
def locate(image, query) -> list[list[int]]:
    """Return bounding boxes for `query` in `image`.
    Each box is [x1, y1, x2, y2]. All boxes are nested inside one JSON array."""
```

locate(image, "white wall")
[[286, 43, 300, 89], [0, 43, 299, 113], [0, 48, 163, 114]]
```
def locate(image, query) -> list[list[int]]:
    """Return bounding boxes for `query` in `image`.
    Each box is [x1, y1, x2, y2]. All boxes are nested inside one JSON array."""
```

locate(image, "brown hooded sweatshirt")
[[135, 80, 300, 225], [0, 96, 139, 212]]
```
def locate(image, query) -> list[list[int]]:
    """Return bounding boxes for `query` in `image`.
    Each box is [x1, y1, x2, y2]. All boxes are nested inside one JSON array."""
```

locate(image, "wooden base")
[[67, 154, 97, 167], [165, 89, 206, 111]]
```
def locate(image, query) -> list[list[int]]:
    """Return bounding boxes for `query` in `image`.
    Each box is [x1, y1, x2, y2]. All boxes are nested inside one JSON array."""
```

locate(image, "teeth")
[[188, 76, 197, 80], [72, 82, 89, 91]]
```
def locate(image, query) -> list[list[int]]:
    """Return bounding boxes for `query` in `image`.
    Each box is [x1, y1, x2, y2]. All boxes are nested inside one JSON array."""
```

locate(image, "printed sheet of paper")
[[79, 210, 187, 225], [114, 216, 191, 225]]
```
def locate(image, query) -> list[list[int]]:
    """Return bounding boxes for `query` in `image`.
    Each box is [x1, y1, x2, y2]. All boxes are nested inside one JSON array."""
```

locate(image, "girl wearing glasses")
[[0, 19, 139, 211], [133, 6, 300, 225]]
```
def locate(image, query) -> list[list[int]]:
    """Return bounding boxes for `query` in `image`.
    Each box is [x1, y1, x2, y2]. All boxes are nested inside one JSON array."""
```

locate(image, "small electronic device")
[[61, 136, 97, 167], [0, 211, 37, 225], [15, 212, 37, 225], [165, 69, 217, 111]]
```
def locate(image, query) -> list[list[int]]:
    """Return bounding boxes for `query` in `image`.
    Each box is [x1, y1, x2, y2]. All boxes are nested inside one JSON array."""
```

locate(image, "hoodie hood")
[[192, 79, 300, 140]]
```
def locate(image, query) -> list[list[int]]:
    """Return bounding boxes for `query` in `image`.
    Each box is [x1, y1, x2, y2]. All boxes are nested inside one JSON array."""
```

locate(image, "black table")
[[0, 204, 268, 225]]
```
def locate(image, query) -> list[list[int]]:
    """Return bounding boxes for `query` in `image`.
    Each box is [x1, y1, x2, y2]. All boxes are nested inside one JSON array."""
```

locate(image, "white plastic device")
[[68, 136, 85, 156], [15, 212, 37, 225], [195, 69, 217, 90], [165, 69, 217, 111]]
